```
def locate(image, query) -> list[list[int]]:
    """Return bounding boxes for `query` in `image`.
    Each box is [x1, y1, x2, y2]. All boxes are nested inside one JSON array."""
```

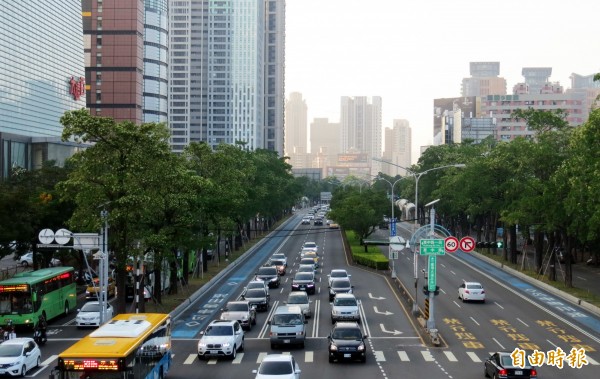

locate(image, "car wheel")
[[239, 338, 245, 351], [329, 356, 334, 363], [331, 318, 335, 324], [20, 365, 26, 377], [361, 356, 367, 363], [252, 317, 256, 325], [197, 354, 205, 361], [36, 357, 41, 368], [484, 367, 489, 378], [492, 373, 498, 379], [271, 343, 276, 349], [21, 261, 29, 267], [230, 345, 237, 359], [64, 301, 70, 316]]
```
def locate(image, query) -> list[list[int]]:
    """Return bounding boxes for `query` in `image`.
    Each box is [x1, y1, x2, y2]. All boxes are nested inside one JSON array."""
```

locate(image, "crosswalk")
[[176, 350, 600, 365]]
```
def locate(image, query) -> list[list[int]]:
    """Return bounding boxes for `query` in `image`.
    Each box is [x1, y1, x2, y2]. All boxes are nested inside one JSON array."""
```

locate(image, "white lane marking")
[[184, 354, 196, 364], [257, 352, 268, 363], [492, 338, 505, 350], [397, 351, 410, 361], [470, 316, 480, 326], [305, 351, 313, 363], [494, 302, 504, 309], [374, 351, 386, 361], [41, 355, 58, 367], [421, 351, 435, 362], [516, 318, 529, 327], [444, 351, 458, 362], [207, 358, 217, 364], [467, 351, 482, 362], [232, 353, 243, 364], [587, 355, 599, 365]]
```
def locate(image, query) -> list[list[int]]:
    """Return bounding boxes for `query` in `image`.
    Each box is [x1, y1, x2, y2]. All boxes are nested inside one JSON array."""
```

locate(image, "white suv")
[[331, 293, 360, 323], [197, 320, 244, 360]]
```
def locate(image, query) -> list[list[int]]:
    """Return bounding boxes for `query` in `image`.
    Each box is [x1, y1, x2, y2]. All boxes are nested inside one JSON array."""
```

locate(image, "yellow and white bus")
[[52, 313, 172, 379]]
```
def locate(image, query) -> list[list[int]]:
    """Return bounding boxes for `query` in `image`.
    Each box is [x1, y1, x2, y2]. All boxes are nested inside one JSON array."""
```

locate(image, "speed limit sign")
[[444, 236, 459, 253]]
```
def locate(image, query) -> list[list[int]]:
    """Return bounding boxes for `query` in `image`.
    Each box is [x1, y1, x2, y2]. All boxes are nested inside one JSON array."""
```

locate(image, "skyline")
[[285, 0, 600, 163]]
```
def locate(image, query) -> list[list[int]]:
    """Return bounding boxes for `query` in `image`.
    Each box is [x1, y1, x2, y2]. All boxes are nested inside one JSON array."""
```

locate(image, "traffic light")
[[476, 241, 496, 248], [496, 241, 504, 249]]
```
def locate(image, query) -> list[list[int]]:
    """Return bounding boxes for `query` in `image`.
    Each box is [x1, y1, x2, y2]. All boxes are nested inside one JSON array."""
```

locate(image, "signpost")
[[444, 236, 459, 253], [459, 236, 475, 253], [419, 239, 445, 255], [428, 256, 437, 291]]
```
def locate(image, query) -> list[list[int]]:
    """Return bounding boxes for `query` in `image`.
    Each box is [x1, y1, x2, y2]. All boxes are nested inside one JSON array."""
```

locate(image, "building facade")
[[82, 0, 145, 124], [461, 62, 507, 97], [284, 92, 307, 157], [143, 0, 169, 123], [340, 96, 382, 164], [0, 0, 86, 177], [382, 119, 412, 177], [310, 117, 340, 176], [168, 0, 284, 155]]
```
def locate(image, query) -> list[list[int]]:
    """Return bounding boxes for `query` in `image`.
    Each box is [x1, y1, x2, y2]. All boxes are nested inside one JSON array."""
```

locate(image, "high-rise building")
[[143, 0, 169, 123], [521, 67, 552, 94], [82, 0, 145, 124], [0, 0, 86, 177], [284, 92, 307, 158], [310, 118, 340, 176], [340, 96, 382, 162], [169, 0, 284, 155], [567, 73, 600, 121], [382, 119, 411, 177], [461, 62, 507, 97]]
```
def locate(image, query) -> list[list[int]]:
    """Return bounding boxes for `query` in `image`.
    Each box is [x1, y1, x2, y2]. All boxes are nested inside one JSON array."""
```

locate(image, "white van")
[[268, 305, 307, 349]]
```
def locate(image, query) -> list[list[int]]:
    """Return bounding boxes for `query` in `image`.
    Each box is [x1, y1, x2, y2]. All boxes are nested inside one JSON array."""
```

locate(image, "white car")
[[331, 293, 360, 323], [75, 301, 114, 327], [0, 338, 41, 377], [270, 253, 288, 267], [458, 281, 486, 302], [198, 320, 245, 360], [18, 252, 60, 267], [253, 354, 301, 379], [327, 269, 351, 287], [286, 291, 311, 318], [301, 242, 318, 252]]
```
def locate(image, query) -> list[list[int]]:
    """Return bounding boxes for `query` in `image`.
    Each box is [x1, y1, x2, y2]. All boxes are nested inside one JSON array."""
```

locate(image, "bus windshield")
[[0, 293, 33, 315]]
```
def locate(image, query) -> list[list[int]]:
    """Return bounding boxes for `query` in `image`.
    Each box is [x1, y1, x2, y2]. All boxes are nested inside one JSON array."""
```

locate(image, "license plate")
[[344, 354, 351, 358], [283, 339, 290, 343], [514, 370, 522, 375], [209, 350, 219, 354]]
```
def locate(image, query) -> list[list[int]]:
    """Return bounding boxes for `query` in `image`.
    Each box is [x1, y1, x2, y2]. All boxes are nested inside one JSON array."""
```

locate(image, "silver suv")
[[197, 320, 244, 360], [331, 293, 360, 323], [220, 301, 257, 330]]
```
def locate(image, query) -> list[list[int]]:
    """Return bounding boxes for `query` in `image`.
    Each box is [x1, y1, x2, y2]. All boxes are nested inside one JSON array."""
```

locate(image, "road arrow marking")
[[380, 324, 402, 335], [373, 306, 393, 315], [369, 293, 385, 300]]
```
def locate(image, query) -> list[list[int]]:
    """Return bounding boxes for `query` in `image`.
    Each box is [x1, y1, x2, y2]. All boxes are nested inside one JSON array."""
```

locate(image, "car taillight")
[[498, 369, 507, 376], [481, 290, 485, 293], [465, 290, 470, 294], [530, 368, 537, 377]]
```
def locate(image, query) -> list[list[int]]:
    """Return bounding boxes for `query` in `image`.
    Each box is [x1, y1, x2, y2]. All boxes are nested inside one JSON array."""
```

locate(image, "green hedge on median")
[[345, 230, 389, 270]]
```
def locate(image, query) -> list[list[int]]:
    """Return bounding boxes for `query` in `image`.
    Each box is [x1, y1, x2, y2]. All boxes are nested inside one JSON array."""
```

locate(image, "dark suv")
[[327, 322, 368, 363], [255, 266, 281, 288], [291, 272, 316, 294], [328, 278, 353, 301]]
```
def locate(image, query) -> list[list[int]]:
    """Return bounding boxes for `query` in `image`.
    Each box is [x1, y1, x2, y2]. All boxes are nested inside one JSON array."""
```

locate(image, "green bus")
[[0, 266, 77, 328]]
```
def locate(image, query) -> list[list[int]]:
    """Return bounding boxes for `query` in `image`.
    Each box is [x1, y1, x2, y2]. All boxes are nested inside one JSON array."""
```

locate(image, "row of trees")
[[329, 106, 600, 288], [0, 110, 303, 313]]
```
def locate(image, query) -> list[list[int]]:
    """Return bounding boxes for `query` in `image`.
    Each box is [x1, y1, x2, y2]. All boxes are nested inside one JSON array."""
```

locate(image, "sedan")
[[328, 269, 351, 287], [301, 241, 318, 252], [269, 259, 287, 276], [255, 266, 281, 288], [484, 351, 538, 379], [458, 281, 486, 302], [75, 301, 114, 327], [241, 288, 270, 311], [286, 291, 311, 318], [0, 338, 41, 377], [327, 322, 367, 363], [253, 354, 301, 379], [271, 253, 288, 267], [220, 301, 257, 331], [291, 272, 316, 294]]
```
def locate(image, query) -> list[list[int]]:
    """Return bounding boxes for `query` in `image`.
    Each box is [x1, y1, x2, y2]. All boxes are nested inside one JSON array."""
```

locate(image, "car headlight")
[[330, 344, 338, 351], [198, 342, 207, 348], [242, 315, 248, 321], [222, 342, 231, 348], [358, 343, 365, 351]]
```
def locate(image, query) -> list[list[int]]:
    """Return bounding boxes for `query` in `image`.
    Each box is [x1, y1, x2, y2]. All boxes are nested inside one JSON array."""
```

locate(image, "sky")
[[284, 0, 600, 164]]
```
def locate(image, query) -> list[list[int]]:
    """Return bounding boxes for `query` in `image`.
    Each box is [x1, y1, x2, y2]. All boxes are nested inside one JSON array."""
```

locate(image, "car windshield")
[[272, 314, 303, 325], [298, 266, 313, 272], [227, 303, 247, 312], [247, 282, 264, 289], [332, 280, 350, 289], [271, 260, 284, 266], [334, 298, 356, 306], [259, 361, 293, 375], [272, 254, 285, 260], [0, 344, 21, 357], [205, 325, 233, 336], [287, 294, 308, 304], [332, 328, 362, 340], [258, 267, 277, 276], [331, 271, 347, 278], [467, 284, 483, 290], [300, 259, 314, 265], [295, 273, 313, 281], [304, 242, 317, 249], [245, 289, 266, 298], [81, 303, 101, 312]]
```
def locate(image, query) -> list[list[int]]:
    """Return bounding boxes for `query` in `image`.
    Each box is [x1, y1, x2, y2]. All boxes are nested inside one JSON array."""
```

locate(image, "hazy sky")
[[285, 0, 600, 163]]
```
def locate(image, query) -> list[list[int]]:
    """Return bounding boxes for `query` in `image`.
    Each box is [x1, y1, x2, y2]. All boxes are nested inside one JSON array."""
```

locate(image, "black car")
[[314, 218, 324, 226], [329, 278, 353, 301], [327, 322, 368, 363], [241, 288, 270, 311], [291, 272, 316, 294], [484, 351, 538, 379], [255, 266, 281, 288]]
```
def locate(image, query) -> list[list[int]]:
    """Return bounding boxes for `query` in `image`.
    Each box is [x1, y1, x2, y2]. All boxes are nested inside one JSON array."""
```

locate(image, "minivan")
[[268, 305, 307, 349]]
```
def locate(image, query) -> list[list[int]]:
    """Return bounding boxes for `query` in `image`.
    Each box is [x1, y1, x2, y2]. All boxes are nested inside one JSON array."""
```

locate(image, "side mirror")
[[267, 320, 271, 325], [241, 295, 245, 300], [252, 370, 258, 374], [296, 369, 302, 374], [364, 334, 368, 338], [77, 309, 81, 312], [351, 285, 355, 288]]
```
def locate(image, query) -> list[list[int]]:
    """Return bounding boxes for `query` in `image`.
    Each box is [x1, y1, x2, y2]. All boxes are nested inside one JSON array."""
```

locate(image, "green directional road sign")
[[428, 256, 437, 291], [419, 238, 445, 255]]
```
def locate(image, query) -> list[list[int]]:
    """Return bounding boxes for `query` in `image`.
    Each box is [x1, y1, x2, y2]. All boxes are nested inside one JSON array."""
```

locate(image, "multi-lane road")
[[16, 211, 600, 378]]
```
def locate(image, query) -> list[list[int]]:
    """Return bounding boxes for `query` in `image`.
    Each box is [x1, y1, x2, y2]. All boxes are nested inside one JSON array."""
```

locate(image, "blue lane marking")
[[457, 251, 600, 334], [172, 216, 299, 338]]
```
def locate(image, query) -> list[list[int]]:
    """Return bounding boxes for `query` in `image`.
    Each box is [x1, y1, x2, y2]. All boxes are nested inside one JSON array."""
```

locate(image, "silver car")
[[286, 291, 311, 318]]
